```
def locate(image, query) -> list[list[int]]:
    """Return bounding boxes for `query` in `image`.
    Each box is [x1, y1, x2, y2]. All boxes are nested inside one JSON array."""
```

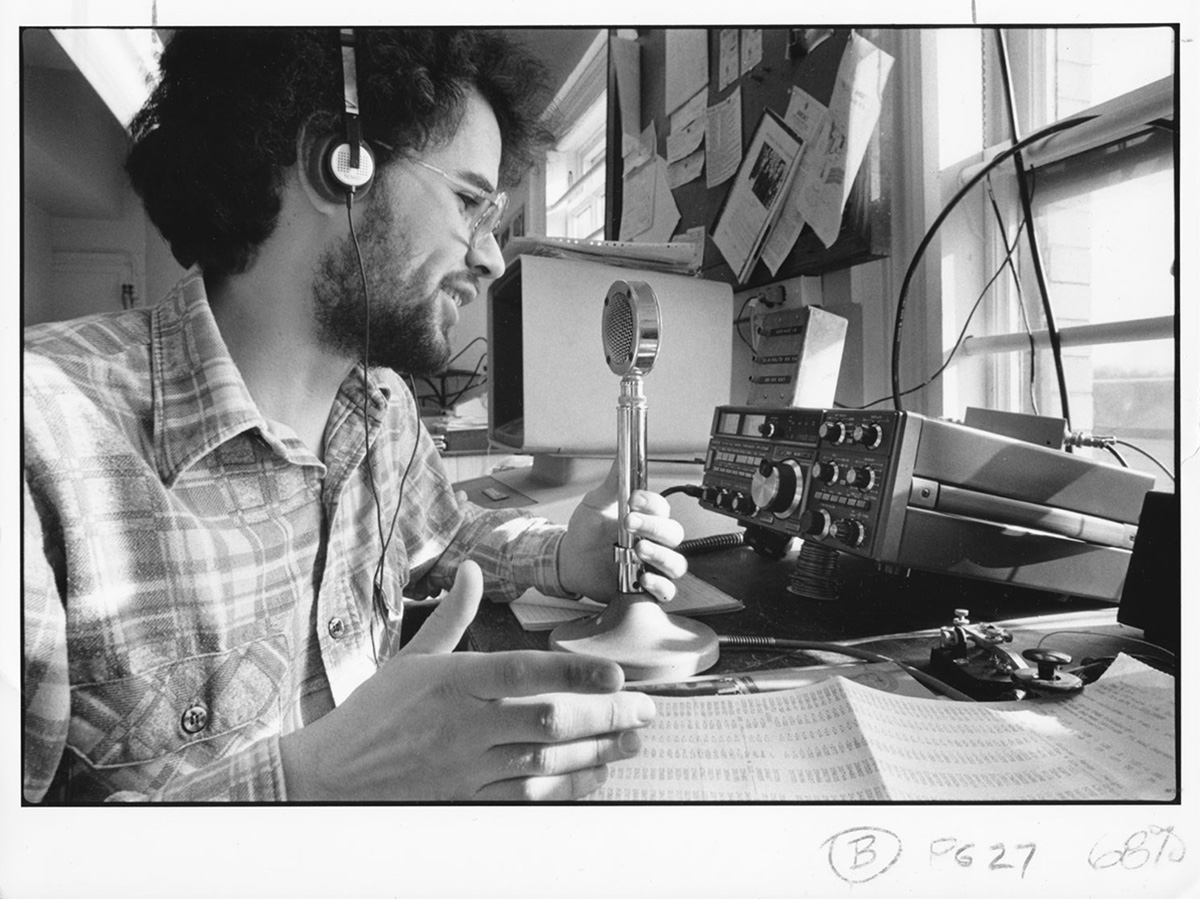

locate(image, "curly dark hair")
[[125, 28, 555, 278]]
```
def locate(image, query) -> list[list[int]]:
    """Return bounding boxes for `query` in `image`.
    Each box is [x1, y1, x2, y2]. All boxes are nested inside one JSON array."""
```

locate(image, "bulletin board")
[[606, 28, 892, 289]]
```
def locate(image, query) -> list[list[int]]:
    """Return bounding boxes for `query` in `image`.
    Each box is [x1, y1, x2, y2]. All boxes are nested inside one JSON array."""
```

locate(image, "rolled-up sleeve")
[[424, 501, 575, 602]]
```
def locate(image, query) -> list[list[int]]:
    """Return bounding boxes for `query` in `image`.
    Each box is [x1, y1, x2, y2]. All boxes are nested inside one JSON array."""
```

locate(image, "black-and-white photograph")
[[749, 140, 788, 207], [9, 7, 1195, 899]]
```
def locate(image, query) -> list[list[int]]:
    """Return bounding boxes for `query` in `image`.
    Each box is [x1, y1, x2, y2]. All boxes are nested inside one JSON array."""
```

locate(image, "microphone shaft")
[[615, 374, 648, 594]]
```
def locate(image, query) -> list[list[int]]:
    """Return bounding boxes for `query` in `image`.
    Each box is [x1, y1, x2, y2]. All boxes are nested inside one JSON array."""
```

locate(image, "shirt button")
[[328, 617, 346, 639], [181, 704, 209, 734]]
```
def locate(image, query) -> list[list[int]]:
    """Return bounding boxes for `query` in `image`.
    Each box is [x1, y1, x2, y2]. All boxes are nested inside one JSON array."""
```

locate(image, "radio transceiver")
[[699, 406, 1155, 600]]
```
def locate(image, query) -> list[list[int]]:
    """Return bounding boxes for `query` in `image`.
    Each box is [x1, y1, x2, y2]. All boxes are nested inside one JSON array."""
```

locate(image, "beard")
[[311, 183, 459, 377]]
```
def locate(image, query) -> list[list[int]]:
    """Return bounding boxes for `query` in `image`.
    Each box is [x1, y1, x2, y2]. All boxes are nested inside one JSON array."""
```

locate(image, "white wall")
[[22, 63, 185, 326]]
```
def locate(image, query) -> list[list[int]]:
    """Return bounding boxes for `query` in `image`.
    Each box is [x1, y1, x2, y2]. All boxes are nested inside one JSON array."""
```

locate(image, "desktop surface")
[[467, 544, 1129, 677]]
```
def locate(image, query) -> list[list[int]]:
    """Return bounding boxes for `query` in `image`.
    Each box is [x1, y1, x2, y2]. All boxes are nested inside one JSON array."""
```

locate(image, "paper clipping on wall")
[[705, 87, 743, 188], [711, 112, 803, 282], [762, 32, 893, 272]]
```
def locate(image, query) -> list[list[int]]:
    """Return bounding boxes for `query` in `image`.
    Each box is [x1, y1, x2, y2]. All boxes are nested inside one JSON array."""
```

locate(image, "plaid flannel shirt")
[[23, 269, 571, 803]]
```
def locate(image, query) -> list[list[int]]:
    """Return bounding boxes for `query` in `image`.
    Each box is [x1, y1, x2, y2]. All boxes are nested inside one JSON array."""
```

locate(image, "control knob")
[[750, 458, 804, 519], [798, 508, 832, 538], [853, 423, 884, 449], [832, 518, 866, 547], [845, 466, 875, 491], [818, 420, 848, 445], [730, 492, 758, 516], [811, 460, 841, 484]]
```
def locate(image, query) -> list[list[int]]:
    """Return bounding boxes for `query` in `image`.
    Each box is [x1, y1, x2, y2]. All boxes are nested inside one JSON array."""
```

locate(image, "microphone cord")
[[718, 635, 977, 701]]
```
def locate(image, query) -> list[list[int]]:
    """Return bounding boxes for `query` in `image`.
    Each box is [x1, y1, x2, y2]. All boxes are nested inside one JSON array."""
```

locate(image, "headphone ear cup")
[[307, 133, 376, 204]]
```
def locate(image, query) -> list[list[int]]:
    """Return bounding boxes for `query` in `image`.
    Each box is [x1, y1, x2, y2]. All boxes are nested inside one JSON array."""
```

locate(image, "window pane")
[[1040, 27, 1175, 127], [1032, 162, 1174, 326], [936, 29, 983, 169], [1082, 338, 1175, 490]]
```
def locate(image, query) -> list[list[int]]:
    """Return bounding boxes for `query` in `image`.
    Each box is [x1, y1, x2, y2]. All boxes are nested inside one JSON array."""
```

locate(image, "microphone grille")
[[602, 280, 660, 376], [603, 291, 636, 368]]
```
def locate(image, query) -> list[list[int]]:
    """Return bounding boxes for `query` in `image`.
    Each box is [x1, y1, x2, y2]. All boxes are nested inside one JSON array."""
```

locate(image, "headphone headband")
[[314, 26, 374, 201]]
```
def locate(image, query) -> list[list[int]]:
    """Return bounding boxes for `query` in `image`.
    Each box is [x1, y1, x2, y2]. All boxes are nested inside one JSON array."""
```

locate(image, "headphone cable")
[[345, 192, 420, 650]]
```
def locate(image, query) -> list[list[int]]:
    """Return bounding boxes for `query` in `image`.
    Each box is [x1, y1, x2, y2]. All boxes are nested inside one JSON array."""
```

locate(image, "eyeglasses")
[[411, 160, 508, 249]]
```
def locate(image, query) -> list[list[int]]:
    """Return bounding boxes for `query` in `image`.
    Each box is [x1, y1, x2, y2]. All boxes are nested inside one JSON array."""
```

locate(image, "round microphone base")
[[549, 593, 720, 681]]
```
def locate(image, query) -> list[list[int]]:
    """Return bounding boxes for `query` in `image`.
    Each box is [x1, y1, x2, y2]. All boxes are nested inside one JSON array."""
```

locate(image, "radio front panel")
[[700, 406, 916, 555], [698, 405, 1154, 600]]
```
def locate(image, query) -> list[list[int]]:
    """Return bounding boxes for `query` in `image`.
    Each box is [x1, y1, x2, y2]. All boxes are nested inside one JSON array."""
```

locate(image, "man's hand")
[[279, 561, 655, 801], [557, 459, 688, 604]]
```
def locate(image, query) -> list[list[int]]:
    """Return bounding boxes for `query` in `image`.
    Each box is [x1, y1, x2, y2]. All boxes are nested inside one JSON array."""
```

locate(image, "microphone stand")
[[549, 283, 718, 681]]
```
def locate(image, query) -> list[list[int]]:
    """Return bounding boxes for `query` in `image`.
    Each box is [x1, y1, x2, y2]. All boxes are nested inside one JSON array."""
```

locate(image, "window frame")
[[885, 28, 1177, 465]]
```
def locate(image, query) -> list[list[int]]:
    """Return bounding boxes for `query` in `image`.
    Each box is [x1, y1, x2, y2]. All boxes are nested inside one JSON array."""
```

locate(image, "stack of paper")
[[506, 572, 743, 632], [501, 236, 703, 275], [588, 653, 1176, 802]]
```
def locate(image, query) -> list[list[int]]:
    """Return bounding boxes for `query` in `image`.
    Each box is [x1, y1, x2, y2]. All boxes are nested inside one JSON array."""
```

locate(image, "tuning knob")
[[832, 518, 866, 547], [812, 460, 841, 484], [750, 458, 804, 518], [845, 466, 875, 491], [819, 420, 848, 445], [853, 423, 884, 449], [798, 508, 832, 538]]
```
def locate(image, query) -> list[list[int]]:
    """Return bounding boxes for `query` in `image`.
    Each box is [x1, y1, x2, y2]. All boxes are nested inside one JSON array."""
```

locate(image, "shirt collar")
[[149, 270, 393, 486], [150, 270, 266, 485]]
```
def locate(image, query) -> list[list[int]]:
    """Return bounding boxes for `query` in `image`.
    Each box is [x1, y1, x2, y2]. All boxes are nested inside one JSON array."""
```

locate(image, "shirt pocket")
[[68, 635, 290, 770]]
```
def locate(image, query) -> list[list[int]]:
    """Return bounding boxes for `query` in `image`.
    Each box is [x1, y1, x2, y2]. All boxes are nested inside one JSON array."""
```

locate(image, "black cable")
[[986, 178, 1040, 415], [994, 29, 1073, 438], [717, 635, 977, 701], [418, 376, 447, 409], [735, 295, 756, 352], [678, 532, 745, 557], [1113, 439, 1176, 482], [346, 192, 421, 651], [445, 335, 487, 369], [854, 209, 1029, 410], [889, 113, 1094, 413], [347, 194, 386, 572], [444, 351, 488, 408], [372, 374, 422, 614], [661, 484, 703, 498], [1103, 444, 1129, 468]]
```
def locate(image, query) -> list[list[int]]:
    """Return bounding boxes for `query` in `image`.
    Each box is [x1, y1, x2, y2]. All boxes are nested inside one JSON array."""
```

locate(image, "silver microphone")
[[548, 278, 717, 681], [602, 280, 661, 594]]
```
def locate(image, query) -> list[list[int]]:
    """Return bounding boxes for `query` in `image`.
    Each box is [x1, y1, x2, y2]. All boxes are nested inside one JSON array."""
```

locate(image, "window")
[[545, 95, 607, 240], [930, 27, 1177, 489]]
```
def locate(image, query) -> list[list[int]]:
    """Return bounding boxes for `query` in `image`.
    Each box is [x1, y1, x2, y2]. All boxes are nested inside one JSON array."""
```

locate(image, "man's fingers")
[[484, 729, 642, 780], [454, 649, 627, 700], [624, 510, 684, 548], [639, 571, 679, 604], [473, 765, 612, 801], [399, 560, 484, 656], [490, 691, 656, 745], [629, 489, 672, 517], [635, 539, 688, 579]]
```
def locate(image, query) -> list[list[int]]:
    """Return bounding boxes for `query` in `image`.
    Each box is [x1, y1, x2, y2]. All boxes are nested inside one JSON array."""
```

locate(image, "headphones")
[[309, 27, 376, 203]]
